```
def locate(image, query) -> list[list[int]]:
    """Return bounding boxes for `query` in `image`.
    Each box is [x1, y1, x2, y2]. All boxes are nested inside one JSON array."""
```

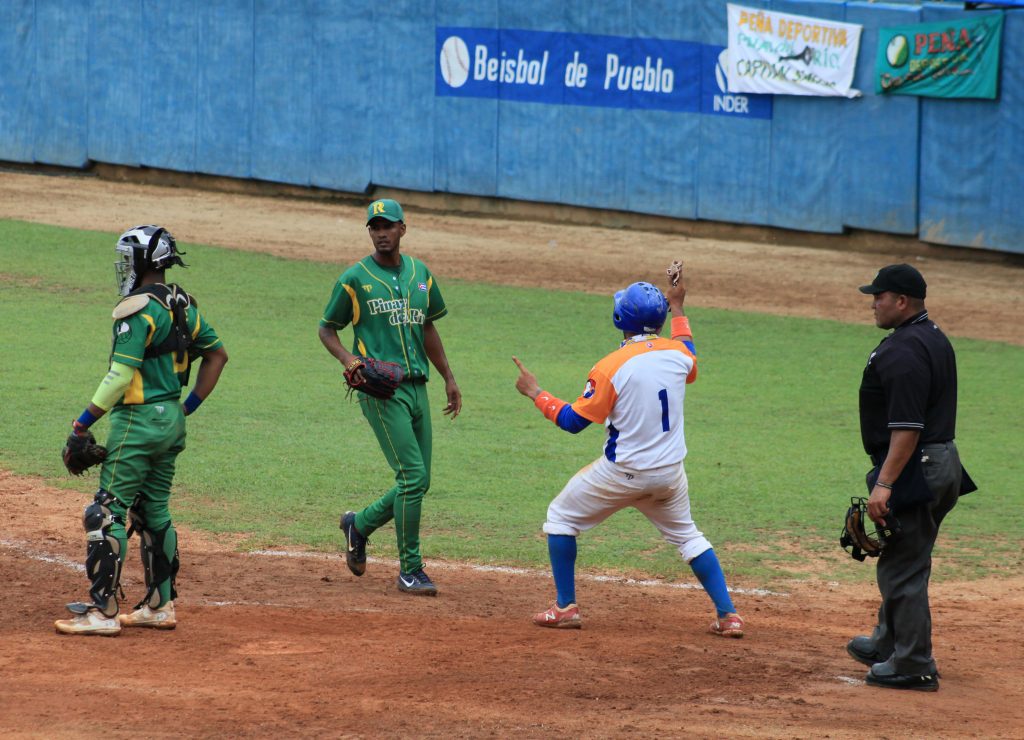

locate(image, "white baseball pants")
[[542, 455, 713, 563]]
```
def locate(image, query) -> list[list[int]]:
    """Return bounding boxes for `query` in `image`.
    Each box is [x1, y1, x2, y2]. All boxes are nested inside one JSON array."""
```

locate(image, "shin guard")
[[131, 510, 180, 610], [69, 490, 123, 618]]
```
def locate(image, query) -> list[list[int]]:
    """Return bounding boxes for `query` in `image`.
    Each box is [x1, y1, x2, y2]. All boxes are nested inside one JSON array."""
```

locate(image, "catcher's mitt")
[[840, 497, 900, 562], [344, 357, 404, 400], [62, 428, 108, 476]]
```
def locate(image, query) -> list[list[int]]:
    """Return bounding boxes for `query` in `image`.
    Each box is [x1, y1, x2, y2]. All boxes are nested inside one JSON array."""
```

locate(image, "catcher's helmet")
[[612, 282, 668, 334], [115, 225, 186, 296]]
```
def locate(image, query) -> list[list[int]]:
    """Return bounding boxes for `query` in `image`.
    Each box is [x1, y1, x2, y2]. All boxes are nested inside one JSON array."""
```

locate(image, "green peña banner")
[[876, 13, 1004, 99]]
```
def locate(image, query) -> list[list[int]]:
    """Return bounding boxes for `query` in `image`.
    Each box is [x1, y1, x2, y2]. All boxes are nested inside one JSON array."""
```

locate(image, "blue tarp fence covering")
[[1, 0, 1021, 254]]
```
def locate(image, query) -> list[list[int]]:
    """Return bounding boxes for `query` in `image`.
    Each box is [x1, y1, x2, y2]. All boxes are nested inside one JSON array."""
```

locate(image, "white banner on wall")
[[726, 4, 863, 98]]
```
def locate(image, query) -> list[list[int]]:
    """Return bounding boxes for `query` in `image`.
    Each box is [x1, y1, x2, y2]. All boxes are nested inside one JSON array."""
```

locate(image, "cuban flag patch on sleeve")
[[418, 282, 427, 292]]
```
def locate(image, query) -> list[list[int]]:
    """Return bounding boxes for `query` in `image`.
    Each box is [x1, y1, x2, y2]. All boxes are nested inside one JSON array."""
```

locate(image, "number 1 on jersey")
[[658, 388, 670, 432]]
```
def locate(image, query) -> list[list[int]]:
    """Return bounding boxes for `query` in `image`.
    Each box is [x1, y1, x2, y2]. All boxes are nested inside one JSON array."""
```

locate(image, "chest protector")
[[113, 283, 197, 378]]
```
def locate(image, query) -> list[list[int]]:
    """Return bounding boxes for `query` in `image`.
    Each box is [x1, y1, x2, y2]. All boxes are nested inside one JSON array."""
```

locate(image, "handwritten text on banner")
[[726, 4, 863, 98]]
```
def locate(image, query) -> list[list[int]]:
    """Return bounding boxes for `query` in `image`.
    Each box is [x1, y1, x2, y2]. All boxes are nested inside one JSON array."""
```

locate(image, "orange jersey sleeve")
[[569, 366, 618, 424], [684, 345, 697, 384]]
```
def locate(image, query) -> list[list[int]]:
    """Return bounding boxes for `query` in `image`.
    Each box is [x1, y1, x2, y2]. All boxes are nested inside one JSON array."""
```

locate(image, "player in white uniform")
[[513, 269, 744, 636]]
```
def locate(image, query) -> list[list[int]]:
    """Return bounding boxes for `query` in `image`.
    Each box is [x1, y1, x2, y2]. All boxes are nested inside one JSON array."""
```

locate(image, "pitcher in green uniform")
[[318, 199, 461, 596], [55, 225, 228, 636]]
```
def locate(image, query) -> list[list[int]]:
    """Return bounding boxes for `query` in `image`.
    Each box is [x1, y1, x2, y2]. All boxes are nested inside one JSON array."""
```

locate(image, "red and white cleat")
[[709, 612, 745, 638], [533, 603, 582, 629]]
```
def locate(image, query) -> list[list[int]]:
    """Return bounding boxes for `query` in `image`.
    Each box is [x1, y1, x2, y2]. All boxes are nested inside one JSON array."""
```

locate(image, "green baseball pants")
[[354, 381, 432, 573], [99, 401, 186, 607]]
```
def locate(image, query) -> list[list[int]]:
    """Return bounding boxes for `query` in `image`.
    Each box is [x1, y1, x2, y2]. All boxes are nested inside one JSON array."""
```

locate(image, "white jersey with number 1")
[[570, 336, 697, 469]]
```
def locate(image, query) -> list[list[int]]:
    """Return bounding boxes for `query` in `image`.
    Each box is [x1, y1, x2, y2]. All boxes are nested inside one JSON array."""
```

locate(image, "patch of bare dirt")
[[1, 169, 1021, 345], [1, 471, 1022, 739]]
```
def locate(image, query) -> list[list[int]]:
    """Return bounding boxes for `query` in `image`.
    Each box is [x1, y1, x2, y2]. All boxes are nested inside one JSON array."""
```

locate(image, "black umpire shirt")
[[859, 310, 958, 459]]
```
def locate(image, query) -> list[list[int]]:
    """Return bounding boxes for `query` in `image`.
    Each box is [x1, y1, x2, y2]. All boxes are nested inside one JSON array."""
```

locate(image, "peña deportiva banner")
[[875, 14, 1004, 99], [725, 4, 863, 98]]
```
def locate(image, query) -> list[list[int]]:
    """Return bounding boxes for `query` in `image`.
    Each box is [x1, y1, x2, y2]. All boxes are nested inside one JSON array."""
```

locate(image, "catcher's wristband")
[[183, 391, 204, 415], [75, 409, 98, 431], [671, 316, 692, 338]]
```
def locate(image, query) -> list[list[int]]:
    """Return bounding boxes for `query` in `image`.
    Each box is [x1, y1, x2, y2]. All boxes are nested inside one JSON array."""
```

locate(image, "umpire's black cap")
[[859, 263, 927, 299]]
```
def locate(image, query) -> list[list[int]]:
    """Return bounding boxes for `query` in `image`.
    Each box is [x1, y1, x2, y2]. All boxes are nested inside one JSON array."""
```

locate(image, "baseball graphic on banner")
[[440, 36, 470, 88], [886, 35, 909, 68]]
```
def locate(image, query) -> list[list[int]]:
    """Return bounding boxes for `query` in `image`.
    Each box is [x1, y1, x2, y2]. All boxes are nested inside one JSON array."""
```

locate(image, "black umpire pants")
[[870, 441, 962, 675]]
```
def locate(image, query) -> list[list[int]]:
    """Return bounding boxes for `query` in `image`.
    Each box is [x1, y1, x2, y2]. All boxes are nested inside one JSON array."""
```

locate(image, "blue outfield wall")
[[0, 0, 1021, 254]]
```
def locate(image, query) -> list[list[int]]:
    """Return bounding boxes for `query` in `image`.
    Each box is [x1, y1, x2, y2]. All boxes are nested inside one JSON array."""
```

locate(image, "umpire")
[[847, 263, 976, 692]]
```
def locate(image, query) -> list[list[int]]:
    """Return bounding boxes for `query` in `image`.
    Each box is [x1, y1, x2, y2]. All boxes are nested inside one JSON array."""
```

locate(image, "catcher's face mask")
[[840, 497, 901, 562], [114, 247, 139, 297], [114, 225, 184, 296]]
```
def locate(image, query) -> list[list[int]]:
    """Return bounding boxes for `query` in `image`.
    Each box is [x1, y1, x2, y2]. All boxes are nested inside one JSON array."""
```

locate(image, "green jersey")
[[320, 254, 448, 381], [110, 285, 223, 405]]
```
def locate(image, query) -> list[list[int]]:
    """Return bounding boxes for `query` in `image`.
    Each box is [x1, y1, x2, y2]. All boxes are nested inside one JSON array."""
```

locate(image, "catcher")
[[318, 198, 461, 596], [55, 225, 228, 636]]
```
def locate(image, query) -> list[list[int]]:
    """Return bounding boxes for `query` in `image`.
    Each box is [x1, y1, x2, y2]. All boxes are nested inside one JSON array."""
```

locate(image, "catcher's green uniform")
[[100, 287, 222, 606], [320, 254, 447, 573]]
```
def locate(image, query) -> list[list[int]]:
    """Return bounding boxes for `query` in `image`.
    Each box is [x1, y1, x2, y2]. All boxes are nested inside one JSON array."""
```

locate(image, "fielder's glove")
[[840, 496, 899, 562], [61, 426, 108, 476], [344, 357, 404, 400]]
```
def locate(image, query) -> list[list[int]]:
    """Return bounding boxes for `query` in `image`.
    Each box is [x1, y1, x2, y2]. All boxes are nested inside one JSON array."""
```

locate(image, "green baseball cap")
[[366, 198, 404, 225]]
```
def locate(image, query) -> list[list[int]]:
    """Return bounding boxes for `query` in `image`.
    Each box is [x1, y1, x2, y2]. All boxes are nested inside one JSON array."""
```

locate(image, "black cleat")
[[846, 636, 886, 667], [396, 569, 438, 596], [340, 511, 367, 576], [865, 669, 939, 692]]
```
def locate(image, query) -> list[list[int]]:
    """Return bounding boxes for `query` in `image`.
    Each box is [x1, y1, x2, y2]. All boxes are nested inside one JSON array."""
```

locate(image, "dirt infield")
[[3, 473, 1023, 739], [2, 171, 1023, 738]]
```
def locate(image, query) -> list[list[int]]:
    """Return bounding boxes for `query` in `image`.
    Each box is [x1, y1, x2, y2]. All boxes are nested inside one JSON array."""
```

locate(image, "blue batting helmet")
[[612, 282, 668, 334]]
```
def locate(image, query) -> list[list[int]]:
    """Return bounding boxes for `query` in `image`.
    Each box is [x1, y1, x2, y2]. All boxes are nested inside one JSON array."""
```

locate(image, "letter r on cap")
[[372, 201, 385, 215]]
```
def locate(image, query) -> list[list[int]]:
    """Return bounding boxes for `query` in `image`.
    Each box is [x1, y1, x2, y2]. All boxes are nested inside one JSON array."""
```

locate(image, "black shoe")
[[866, 668, 939, 692], [847, 636, 886, 667], [340, 511, 367, 576], [397, 569, 438, 596]]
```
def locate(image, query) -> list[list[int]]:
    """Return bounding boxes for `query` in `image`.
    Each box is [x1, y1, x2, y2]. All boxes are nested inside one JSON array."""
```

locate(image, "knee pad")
[[130, 508, 179, 609], [80, 490, 123, 617]]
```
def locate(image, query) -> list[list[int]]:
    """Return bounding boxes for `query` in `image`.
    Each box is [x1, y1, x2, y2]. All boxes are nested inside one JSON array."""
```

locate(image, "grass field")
[[2, 219, 1021, 586]]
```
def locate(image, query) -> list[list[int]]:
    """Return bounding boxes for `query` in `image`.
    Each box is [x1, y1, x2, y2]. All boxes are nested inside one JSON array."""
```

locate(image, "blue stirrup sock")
[[547, 534, 577, 608], [690, 548, 735, 617]]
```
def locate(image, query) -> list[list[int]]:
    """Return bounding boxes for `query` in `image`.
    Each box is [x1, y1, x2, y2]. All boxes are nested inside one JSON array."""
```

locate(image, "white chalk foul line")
[[248, 549, 789, 597], [836, 675, 865, 686], [0, 539, 787, 598], [1, 538, 85, 572]]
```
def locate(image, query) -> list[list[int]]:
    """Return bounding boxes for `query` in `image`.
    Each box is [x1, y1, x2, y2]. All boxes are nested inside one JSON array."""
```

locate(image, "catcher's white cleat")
[[533, 603, 581, 629], [55, 610, 121, 636], [709, 612, 745, 638], [118, 601, 177, 630]]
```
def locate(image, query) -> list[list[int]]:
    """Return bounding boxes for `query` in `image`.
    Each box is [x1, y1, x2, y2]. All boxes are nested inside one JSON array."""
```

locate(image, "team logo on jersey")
[[366, 297, 425, 326], [418, 282, 427, 292], [583, 379, 596, 398], [363, 285, 373, 293], [114, 321, 133, 344]]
